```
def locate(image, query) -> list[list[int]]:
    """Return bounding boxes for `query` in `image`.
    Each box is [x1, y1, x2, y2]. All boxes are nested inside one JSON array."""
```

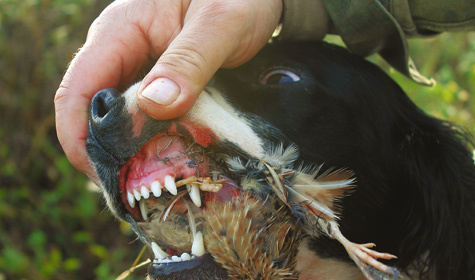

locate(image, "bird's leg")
[[328, 221, 400, 280]]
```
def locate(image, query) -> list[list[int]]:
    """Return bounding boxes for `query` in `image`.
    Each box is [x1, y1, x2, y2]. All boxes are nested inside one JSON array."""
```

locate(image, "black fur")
[[87, 41, 475, 279]]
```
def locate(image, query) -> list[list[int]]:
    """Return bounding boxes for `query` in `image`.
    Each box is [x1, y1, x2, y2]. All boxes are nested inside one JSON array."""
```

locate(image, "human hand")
[[54, 0, 282, 180]]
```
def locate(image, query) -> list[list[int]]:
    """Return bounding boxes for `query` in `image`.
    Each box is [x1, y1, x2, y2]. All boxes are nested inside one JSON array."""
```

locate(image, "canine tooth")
[[187, 183, 201, 207], [127, 191, 136, 208], [181, 252, 191, 261], [151, 180, 162, 197], [164, 175, 178, 195], [191, 231, 205, 257], [133, 189, 141, 201], [151, 242, 169, 259], [139, 199, 148, 221], [140, 185, 150, 199]]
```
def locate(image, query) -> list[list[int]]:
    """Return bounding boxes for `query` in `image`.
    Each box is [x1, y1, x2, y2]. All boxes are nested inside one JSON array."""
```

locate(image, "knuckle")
[[160, 44, 209, 81], [54, 77, 72, 104], [198, 0, 253, 23]]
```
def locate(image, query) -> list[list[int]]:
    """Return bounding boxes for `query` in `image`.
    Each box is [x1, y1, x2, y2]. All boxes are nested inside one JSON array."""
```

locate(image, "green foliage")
[[0, 0, 146, 279], [370, 33, 475, 134], [0, 1, 473, 279], [326, 32, 475, 134]]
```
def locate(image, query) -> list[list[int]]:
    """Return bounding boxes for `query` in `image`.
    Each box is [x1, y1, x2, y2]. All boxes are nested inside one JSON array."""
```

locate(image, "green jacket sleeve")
[[279, 0, 475, 86]]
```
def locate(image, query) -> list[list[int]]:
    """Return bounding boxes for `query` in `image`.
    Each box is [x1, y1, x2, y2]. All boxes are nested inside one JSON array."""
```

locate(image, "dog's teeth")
[[127, 191, 136, 208], [164, 175, 178, 195], [140, 185, 150, 199], [191, 231, 205, 257], [139, 199, 148, 221], [151, 180, 162, 197], [181, 252, 191, 261], [151, 242, 169, 259], [171, 256, 181, 262], [187, 183, 201, 207], [133, 189, 141, 201]]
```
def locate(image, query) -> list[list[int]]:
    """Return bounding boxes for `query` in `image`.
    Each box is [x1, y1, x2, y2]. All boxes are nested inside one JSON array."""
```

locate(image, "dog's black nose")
[[88, 88, 128, 156], [87, 88, 132, 166], [89, 88, 122, 129]]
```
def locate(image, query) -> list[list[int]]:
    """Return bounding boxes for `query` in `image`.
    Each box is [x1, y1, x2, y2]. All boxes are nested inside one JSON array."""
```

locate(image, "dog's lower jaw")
[[139, 193, 302, 279], [147, 254, 229, 280]]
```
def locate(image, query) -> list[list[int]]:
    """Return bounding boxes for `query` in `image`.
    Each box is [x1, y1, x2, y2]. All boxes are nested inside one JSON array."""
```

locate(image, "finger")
[[55, 43, 124, 176], [137, 0, 282, 120], [54, 1, 157, 175]]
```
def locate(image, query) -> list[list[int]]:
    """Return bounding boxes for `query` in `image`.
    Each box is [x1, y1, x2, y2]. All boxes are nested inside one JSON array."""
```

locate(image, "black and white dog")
[[86, 42, 475, 280]]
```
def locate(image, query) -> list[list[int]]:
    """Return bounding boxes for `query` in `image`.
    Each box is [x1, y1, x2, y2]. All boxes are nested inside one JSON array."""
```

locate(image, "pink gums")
[[119, 131, 211, 218]]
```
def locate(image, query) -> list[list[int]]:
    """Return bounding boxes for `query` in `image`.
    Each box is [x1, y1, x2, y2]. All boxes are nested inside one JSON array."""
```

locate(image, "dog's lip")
[[150, 252, 207, 272], [148, 253, 229, 279]]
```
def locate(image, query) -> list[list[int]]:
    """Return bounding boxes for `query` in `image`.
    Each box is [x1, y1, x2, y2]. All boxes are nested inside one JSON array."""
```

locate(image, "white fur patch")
[[123, 83, 148, 137], [182, 88, 265, 158], [123, 83, 140, 115]]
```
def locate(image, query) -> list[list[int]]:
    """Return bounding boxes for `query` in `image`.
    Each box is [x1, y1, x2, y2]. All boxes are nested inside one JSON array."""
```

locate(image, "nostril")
[[96, 96, 110, 118], [90, 88, 121, 119]]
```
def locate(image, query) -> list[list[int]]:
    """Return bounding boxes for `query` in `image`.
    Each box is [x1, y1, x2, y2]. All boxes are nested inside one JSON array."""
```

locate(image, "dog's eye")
[[260, 69, 300, 85]]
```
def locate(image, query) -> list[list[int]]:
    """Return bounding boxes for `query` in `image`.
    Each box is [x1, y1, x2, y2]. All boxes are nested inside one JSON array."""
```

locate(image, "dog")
[[86, 41, 475, 279]]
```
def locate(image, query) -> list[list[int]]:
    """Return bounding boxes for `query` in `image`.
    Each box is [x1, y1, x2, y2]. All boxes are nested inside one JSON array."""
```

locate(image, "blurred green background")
[[0, 1, 473, 279]]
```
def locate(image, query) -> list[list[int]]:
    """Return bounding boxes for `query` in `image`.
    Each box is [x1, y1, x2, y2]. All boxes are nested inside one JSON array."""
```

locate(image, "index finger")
[[54, 44, 123, 177], [54, 3, 154, 177]]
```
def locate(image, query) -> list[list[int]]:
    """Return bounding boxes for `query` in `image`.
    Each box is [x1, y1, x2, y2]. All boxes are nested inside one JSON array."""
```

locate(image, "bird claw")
[[329, 222, 400, 280], [346, 242, 399, 280]]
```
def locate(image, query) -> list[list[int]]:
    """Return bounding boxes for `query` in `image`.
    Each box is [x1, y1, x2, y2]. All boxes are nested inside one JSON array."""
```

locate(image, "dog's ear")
[[393, 109, 475, 278]]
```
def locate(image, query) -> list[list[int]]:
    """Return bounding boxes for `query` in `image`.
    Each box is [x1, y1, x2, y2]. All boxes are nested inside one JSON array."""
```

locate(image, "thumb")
[[136, 1, 281, 120], [136, 29, 233, 120], [136, 38, 212, 120]]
